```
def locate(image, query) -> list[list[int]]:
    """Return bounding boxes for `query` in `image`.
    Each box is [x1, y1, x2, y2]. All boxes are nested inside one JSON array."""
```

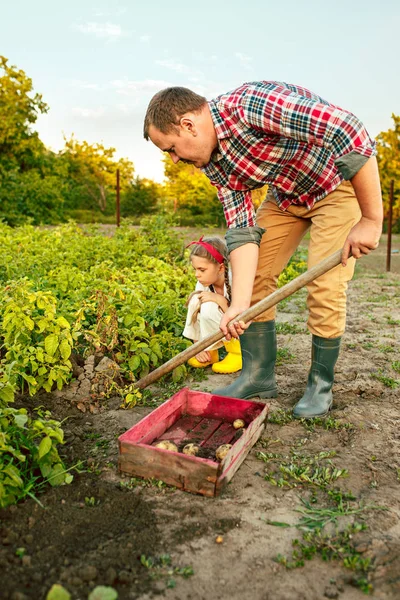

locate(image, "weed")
[[276, 522, 373, 594], [386, 315, 400, 326], [378, 344, 395, 353], [372, 371, 399, 389], [392, 361, 400, 374], [268, 409, 295, 426], [120, 476, 175, 491], [276, 322, 303, 335], [276, 347, 296, 365], [140, 553, 193, 589], [257, 449, 348, 488]]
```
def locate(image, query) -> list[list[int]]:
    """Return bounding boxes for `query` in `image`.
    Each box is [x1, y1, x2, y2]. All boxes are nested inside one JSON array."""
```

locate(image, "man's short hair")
[[143, 87, 207, 140]]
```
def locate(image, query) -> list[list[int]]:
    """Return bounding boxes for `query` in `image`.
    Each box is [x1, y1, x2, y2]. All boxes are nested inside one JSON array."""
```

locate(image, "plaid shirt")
[[201, 81, 376, 228]]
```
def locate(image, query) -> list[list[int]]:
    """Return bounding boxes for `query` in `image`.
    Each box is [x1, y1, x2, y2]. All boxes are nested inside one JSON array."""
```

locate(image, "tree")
[[121, 177, 161, 217], [60, 137, 135, 213], [0, 55, 48, 171], [376, 115, 400, 231], [162, 156, 224, 225]]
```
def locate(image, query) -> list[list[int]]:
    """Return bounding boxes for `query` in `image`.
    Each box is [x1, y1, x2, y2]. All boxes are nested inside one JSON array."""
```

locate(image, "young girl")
[[183, 236, 242, 373]]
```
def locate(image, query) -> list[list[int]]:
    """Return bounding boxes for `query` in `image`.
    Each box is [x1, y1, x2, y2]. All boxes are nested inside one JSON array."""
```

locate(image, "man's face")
[[148, 119, 216, 168]]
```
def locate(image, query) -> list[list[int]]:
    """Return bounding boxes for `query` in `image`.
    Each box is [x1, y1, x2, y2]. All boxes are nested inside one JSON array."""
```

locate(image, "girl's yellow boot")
[[188, 349, 219, 368], [212, 339, 242, 374]]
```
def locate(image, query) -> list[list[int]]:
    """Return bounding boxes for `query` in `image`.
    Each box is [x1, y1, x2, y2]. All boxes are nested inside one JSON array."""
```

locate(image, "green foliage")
[[59, 136, 134, 213], [0, 405, 72, 507], [121, 176, 161, 216], [162, 155, 224, 226], [0, 217, 194, 389], [376, 114, 400, 232], [1, 282, 75, 394], [278, 249, 308, 287]]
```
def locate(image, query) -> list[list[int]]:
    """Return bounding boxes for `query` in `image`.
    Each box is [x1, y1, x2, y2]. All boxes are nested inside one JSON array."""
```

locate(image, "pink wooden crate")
[[118, 387, 268, 497]]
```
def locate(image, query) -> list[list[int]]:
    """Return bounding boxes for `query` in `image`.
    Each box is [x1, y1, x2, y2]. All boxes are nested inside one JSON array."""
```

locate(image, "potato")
[[182, 443, 200, 456], [233, 419, 245, 430], [154, 440, 178, 452], [215, 444, 232, 461]]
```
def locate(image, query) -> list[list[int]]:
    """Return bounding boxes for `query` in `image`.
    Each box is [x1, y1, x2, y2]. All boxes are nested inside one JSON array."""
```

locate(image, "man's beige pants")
[[252, 181, 361, 338]]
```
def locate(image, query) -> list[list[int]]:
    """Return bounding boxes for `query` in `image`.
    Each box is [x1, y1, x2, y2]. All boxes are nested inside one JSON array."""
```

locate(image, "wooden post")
[[135, 248, 344, 390], [116, 169, 120, 227], [386, 179, 394, 272]]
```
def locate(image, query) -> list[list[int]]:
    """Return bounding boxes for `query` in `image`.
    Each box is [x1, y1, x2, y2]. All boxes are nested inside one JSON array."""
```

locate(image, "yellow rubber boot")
[[188, 349, 219, 369], [212, 339, 242, 374]]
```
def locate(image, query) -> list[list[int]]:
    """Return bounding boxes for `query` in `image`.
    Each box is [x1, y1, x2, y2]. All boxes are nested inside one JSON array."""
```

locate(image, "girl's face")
[[191, 256, 224, 287]]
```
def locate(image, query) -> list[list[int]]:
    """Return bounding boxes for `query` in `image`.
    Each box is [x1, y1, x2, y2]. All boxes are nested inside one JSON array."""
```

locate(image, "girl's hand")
[[198, 291, 218, 304], [199, 292, 229, 313]]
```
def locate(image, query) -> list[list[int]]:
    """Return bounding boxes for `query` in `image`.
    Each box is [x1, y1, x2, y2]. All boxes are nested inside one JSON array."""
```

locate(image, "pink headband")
[[186, 236, 225, 264]]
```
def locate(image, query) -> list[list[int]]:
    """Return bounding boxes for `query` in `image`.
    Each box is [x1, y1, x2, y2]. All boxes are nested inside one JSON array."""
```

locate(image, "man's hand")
[[341, 216, 382, 266], [219, 305, 250, 339]]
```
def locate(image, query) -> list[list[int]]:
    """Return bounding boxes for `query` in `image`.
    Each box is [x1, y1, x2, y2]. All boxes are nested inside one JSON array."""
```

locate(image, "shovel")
[[135, 248, 344, 390]]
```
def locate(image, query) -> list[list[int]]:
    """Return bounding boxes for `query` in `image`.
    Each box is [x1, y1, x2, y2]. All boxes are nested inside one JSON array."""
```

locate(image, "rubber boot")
[[188, 349, 219, 369], [212, 338, 242, 374], [212, 320, 277, 399], [293, 335, 341, 419]]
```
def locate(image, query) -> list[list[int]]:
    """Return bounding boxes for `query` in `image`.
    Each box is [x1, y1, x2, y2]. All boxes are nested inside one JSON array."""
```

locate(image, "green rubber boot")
[[212, 320, 277, 399], [293, 335, 341, 419]]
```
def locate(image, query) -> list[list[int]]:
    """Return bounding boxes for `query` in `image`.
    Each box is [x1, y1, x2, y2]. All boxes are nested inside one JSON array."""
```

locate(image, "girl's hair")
[[188, 235, 231, 306]]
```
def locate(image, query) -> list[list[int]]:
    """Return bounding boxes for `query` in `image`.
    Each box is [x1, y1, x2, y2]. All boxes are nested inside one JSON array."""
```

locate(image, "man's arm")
[[342, 156, 383, 266], [220, 243, 259, 338]]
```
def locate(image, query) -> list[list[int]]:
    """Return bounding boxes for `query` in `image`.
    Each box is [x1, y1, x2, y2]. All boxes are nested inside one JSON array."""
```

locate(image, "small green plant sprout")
[[84, 496, 98, 507], [392, 361, 400, 374], [140, 553, 193, 589], [372, 370, 399, 389], [15, 547, 26, 558]]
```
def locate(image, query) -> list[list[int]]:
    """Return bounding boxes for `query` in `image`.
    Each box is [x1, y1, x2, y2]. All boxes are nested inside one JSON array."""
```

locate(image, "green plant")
[[276, 522, 373, 593], [0, 406, 72, 507], [257, 449, 348, 488], [372, 370, 399, 388], [140, 553, 193, 589]]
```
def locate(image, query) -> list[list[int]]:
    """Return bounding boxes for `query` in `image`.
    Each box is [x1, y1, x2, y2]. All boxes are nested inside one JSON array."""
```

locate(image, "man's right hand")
[[220, 306, 251, 339]]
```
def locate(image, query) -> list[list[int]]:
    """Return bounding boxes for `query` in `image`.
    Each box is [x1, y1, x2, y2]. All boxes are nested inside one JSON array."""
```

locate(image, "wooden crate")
[[118, 387, 268, 497]]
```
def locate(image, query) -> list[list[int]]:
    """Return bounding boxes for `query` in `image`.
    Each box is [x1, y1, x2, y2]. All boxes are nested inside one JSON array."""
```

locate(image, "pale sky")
[[1, 0, 399, 182]]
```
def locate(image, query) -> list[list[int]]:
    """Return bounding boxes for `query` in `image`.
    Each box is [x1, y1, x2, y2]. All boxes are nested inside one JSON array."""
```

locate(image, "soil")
[[1, 239, 399, 600]]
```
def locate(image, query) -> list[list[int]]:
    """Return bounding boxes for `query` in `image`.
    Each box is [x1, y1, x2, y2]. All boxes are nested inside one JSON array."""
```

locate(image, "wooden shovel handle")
[[135, 248, 343, 390]]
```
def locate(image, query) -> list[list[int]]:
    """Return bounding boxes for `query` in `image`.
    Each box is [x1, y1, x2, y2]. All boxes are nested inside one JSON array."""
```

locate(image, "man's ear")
[[180, 115, 197, 136]]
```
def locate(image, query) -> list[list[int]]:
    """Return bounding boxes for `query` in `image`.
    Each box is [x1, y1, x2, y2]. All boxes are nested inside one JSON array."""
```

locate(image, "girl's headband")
[[186, 236, 225, 264]]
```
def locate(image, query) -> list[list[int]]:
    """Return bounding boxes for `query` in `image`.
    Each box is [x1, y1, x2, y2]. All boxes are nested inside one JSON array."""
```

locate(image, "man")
[[143, 81, 383, 418]]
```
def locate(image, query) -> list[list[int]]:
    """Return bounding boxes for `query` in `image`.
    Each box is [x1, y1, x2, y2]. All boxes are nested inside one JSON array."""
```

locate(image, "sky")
[[1, 0, 399, 183]]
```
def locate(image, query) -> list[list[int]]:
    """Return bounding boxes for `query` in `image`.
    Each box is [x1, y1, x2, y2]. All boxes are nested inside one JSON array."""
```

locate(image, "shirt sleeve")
[[215, 185, 256, 228], [241, 83, 376, 179]]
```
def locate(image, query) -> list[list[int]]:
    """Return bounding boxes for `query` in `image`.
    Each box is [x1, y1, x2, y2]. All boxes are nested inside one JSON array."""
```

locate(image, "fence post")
[[116, 169, 120, 227], [386, 179, 394, 272]]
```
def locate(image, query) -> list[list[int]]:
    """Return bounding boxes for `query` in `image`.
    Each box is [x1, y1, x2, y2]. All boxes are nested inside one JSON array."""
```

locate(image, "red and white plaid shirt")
[[202, 81, 376, 228]]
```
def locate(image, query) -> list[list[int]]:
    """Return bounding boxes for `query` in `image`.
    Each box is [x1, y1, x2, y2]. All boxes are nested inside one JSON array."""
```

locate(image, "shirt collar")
[[208, 100, 232, 140]]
